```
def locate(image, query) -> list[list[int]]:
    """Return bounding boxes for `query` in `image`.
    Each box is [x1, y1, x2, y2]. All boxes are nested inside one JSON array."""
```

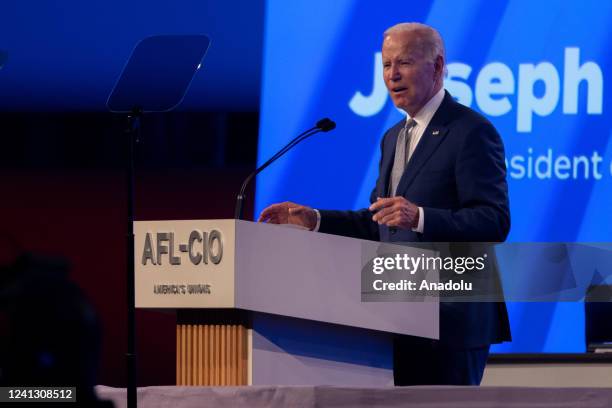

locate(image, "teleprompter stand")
[[107, 35, 210, 408]]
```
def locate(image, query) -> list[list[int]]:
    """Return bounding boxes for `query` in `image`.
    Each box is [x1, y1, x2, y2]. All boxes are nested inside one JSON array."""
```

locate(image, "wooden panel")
[[176, 323, 248, 385]]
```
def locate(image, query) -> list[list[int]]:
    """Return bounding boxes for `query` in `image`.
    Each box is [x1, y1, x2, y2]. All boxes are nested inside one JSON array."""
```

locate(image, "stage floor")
[[96, 385, 612, 408]]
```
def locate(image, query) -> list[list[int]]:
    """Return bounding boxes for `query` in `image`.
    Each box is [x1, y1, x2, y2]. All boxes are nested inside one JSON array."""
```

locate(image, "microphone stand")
[[234, 126, 322, 220], [234, 118, 336, 220]]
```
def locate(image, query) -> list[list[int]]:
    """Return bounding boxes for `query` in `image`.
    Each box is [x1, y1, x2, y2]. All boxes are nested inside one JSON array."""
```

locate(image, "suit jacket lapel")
[[394, 91, 455, 196], [380, 124, 402, 197]]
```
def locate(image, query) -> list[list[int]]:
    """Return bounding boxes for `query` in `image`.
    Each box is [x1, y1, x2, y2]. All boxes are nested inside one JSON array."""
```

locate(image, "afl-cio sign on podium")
[[141, 230, 223, 266], [134, 220, 236, 308]]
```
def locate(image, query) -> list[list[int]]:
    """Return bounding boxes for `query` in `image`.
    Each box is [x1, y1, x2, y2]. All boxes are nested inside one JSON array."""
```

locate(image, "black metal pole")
[[125, 108, 141, 408], [234, 127, 321, 220]]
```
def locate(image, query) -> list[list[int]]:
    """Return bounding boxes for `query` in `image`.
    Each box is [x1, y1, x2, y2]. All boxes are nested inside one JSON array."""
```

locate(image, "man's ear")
[[434, 55, 445, 79]]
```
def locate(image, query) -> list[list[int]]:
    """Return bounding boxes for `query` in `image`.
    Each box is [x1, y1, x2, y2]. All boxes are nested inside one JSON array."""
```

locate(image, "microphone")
[[234, 118, 336, 220], [316, 118, 336, 132]]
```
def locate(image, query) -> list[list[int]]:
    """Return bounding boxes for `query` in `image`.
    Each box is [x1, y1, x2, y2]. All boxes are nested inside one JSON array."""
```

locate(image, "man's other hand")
[[369, 197, 419, 230], [257, 201, 317, 230]]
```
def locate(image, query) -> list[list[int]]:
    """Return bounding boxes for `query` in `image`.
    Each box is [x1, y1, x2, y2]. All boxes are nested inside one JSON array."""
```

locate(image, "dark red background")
[[1, 112, 258, 386]]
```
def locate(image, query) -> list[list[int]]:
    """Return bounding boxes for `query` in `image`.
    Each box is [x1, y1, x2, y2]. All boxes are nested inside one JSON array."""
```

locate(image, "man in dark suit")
[[258, 22, 510, 385]]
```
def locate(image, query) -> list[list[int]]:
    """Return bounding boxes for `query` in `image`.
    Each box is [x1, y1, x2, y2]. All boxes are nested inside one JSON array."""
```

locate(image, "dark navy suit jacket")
[[320, 91, 511, 348]]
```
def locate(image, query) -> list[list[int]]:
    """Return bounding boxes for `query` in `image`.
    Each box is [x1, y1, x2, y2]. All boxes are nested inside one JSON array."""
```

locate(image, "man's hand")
[[257, 201, 318, 231], [369, 197, 419, 230]]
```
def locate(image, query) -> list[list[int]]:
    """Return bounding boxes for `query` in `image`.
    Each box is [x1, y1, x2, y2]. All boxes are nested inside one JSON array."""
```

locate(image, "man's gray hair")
[[383, 22, 446, 62]]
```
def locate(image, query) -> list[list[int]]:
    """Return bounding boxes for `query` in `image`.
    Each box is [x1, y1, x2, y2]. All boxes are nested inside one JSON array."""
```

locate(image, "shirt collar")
[[406, 87, 445, 127]]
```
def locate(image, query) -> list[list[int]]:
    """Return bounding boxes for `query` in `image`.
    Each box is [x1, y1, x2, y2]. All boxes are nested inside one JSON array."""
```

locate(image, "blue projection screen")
[[256, 0, 612, 353]]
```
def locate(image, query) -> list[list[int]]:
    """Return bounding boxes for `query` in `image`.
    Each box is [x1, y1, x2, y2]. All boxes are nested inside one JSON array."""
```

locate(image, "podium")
[[134, 219, 439, 386]]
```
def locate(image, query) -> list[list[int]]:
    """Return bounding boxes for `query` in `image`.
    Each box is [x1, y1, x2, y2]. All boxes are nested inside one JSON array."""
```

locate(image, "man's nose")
[[389, 64, 401, 81]]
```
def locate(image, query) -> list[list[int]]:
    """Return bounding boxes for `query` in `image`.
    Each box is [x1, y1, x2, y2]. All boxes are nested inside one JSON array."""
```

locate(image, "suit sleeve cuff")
[[412, 207, 424, 233], [313, 208, 321, 232]]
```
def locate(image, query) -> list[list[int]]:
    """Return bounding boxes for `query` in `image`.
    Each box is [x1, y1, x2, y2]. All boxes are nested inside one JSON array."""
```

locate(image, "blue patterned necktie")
[[389, 118, 416, 196]]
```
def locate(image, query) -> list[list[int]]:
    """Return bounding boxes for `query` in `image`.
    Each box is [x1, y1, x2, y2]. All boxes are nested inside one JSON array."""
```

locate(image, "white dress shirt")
[[314, 87, 446, 234], [405, 86, 445, 233]]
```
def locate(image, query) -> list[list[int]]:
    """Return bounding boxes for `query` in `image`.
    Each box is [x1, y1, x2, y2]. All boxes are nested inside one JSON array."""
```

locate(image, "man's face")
[[382, 31, 439, 116]]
